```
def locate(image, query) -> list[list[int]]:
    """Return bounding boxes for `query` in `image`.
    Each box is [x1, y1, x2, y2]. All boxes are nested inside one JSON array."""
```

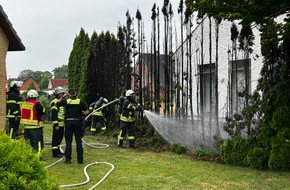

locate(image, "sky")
[[0, 0, 181, 79]]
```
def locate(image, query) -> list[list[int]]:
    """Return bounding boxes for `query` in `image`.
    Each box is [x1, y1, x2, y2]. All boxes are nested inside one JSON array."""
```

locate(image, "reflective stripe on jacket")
[[51, 98, 65, 127], [20, 99, 43, 128], [120, 102, 137, 122], [6, 91, 22, 118]]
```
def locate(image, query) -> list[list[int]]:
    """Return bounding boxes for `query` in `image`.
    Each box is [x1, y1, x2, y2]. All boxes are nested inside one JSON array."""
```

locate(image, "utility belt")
[[66, 118, 82, 121], [24, 125, 43, 129], [23, 121, 44, 129]]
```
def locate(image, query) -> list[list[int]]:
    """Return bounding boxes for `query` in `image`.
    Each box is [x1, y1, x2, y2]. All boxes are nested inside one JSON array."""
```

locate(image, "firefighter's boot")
[[129, 139, 137, 148], [117, 139, 125, 148], [53, 148, 63, 158]]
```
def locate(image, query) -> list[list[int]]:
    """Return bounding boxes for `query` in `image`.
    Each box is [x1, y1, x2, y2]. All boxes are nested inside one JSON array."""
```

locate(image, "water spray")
[[143, 110, 226, 151]]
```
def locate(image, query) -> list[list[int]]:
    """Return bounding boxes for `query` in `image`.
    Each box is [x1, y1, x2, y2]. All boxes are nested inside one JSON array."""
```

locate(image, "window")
[[230, 59, 251, 114], [199, 64, 216, 113]]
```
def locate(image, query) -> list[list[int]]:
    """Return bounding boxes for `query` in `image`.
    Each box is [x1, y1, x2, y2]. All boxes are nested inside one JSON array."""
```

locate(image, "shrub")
[[0, 131, 58, 189], [170, 143, 187, 154], [194, 148, 215, 160], [220, 138, 234, 164], [246, 147, 268, 169], [268, 128, 290, 171], [220, 137, 251, 166], [147, 133, 167, 147]]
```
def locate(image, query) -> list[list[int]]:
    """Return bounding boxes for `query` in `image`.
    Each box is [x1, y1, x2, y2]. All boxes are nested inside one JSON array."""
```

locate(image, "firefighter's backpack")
[[117, 96, 125, 115]]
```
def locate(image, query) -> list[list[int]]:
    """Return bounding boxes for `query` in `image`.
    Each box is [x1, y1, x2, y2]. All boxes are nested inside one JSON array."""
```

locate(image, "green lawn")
[[41, 124, 290, 190]]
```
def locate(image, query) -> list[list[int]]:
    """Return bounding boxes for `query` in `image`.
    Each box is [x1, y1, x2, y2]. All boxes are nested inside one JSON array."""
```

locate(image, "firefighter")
[[58, 88, 90, 164], [20, 89, 46, 158], [50, 86, 66, 158], [117, 89, 141, 148], [89, 97, 108, 134], [6, 81, 23, 139]]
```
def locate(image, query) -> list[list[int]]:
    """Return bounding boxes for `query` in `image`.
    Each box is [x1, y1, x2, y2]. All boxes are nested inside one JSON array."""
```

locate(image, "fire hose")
[[45, 139, 114, 189], [85, 98, 119, 121], [45, 98, 144, 189]]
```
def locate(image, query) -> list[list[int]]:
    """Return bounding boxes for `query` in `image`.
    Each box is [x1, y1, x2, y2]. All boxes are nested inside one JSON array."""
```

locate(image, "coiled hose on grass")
[[45, 138, 115, 189]]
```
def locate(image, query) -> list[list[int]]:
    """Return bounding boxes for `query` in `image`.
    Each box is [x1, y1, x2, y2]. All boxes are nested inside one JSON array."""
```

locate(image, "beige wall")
[[0, 27, 9, 129]]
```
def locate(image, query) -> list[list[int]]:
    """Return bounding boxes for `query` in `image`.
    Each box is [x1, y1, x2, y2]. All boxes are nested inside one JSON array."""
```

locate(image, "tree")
[[177, 0, 184, 116], [53, 64, 68, 78], [125, 11, 134, 90], [27, 82, 36, 90], [116, 25, 128, 95], [162, 0, 170, 114], [68, 28, 88, 93], [151, 3, 157, 111], [17, 70, 52, 90], [18, 69, 33, 79], [136, 9, 143, 106], [39, 77, 49, 90]]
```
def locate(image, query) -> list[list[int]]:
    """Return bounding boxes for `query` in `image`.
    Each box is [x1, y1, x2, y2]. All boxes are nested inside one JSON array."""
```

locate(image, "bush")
[[220, 138, 234, 164], [147, 133, 167, 147], [170, 143, 187, 154], [268, 128, 290, 171], [246, 147, 268, 169], [194, 149, 215, 160], [0, 131, 58, 189], [220, 137, 251, 166]]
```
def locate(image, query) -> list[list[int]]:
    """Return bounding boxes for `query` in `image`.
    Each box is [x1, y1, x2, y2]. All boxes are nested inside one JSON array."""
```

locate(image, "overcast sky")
[[1, 0, 181, 79]]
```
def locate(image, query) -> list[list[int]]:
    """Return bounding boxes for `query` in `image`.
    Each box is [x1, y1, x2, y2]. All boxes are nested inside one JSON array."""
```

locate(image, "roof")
[[18, 76, 38, 83], [49, 78, 68, 89], [0, 5, 25, 51]]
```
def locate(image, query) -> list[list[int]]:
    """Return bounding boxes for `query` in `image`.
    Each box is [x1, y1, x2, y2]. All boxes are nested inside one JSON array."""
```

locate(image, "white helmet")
[[103, 98, 108, 104], [54, 86, 65, 95], [10, 81, 21, 88], [125, 89, 135, 97], [27, 89, 39, 98]]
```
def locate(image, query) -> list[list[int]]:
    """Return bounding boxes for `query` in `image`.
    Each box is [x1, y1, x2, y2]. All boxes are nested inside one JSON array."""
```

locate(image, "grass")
[[41, 124, 290, 190]]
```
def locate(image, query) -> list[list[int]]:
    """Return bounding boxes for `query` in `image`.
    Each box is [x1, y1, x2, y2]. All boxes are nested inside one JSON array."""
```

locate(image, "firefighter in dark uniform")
[[6, 81, 23, 139], [20, 89, 46, 157], [50, 86, 66, 158], [117, 89, 140, 148], [58, 88, 89, 164], [89, 97, 108, 134]]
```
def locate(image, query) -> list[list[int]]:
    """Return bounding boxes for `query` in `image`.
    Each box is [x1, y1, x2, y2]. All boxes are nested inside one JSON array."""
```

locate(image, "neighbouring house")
[[0, 5, 25, 129], [133, 53, 169, 110], [47, 78, 68, 89], [46, 78, 68, 94], [18, 76, 40, 92]]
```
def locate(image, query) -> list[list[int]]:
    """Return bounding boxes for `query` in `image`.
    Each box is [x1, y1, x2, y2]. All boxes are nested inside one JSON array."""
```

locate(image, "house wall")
[[20, 77, 40, 91], [175, 16, 263, 119], [0, 27, 9, 129]]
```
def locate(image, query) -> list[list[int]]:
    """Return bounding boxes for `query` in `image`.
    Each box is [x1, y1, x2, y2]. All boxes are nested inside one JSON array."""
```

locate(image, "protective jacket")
[[6, 90, 22, 118], [89, 99, 108, 132], [20, 99, 45, 128], [51, 98, 65, 127], [120, 98, 137, 122]]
